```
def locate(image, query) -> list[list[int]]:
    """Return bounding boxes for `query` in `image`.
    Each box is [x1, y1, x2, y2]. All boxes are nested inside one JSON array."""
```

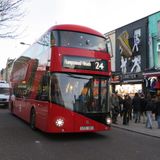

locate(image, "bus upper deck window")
[[51, 31, 58, 46]]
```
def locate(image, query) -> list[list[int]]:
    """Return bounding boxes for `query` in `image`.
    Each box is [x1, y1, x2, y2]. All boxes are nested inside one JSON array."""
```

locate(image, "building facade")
[[0, 58, 14, 82], [144, 12, 160, 95], [106, 11, 160, 97]]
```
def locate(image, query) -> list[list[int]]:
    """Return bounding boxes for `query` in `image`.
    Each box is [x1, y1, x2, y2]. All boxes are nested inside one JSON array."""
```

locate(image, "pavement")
[[112, 115, 160, 138]]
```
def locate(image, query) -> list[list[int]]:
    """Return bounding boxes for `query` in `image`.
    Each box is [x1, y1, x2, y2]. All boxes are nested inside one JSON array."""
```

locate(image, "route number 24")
[[95, 61, 105, 70]]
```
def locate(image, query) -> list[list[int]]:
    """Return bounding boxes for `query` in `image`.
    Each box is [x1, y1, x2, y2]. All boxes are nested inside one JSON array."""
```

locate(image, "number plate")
[[80, 126, 94, 131]]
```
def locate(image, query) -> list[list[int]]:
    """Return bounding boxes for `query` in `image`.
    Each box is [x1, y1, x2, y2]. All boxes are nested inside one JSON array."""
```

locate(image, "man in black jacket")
[[155, 95, 160, 129], [132, 93, 141, 123], [145, 94, 153, 129]]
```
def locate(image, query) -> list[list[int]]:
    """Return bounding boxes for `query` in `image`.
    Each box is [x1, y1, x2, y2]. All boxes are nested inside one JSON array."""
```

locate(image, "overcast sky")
[[0, 0, 159, 70]]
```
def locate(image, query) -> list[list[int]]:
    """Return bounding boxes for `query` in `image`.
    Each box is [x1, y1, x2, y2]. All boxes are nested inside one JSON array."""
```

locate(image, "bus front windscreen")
[[56, 31, 107, 52], [50, 73, 109, 113]]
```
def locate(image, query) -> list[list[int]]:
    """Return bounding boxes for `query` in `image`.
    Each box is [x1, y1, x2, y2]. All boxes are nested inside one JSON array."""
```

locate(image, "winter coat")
[[132, 96, 141, 112], [155, 101, 160, 116], [140, 97, 146, 112], [145, 99, 153, 111]]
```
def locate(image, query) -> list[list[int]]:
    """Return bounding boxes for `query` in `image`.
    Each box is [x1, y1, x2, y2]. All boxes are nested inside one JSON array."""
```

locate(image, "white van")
[[0, 80, 10, 107]]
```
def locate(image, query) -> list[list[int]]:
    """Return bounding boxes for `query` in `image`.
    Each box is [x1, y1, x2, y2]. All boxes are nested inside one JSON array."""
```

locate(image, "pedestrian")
[[152, 95, 157, 120], [140, 93, 146, 124], [132, 92, 141, 123], [122, 94, 132, 125], [117, 93, 124, 117], [110, 92, 119, 124], [128, 95, 133, 120], [155, 95, 160, 129], [145, 93, 153, 129]]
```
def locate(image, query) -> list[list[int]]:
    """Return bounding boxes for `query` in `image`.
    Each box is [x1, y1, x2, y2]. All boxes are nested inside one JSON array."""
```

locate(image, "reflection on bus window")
[[58, 31, 107, 52], [36, 74, 49, 101], [50, 73, 109, 113]]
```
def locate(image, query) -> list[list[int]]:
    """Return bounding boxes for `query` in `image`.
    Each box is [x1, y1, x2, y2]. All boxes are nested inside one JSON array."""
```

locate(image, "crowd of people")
[[110, 92, 160, 129]]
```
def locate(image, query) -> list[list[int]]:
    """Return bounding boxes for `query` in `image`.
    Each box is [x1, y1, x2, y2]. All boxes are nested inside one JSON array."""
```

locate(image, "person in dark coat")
[[132, 92, 141, 123], [110, 93, 120, 124], [140, 93, 146, 123], [123, 94, 132, 125], [145, 93, 153, 129], [155, 95, 160, 129]]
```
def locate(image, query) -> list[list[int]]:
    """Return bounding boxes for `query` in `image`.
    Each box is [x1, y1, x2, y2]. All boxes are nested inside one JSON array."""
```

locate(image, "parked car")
[[0, 80, 10, 107]]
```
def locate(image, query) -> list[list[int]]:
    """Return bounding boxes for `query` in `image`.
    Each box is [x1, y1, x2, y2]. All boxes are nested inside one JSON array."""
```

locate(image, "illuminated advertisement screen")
[[63, 56, 108, 71]]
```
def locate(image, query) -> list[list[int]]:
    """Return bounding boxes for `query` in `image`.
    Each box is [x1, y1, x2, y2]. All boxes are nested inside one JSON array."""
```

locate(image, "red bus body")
[[10, 24, 112, 133]]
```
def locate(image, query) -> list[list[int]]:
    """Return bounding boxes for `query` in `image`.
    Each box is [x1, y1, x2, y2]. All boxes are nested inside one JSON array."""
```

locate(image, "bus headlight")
[[105, 117, 112, 125], [55, 118, 64, 127]]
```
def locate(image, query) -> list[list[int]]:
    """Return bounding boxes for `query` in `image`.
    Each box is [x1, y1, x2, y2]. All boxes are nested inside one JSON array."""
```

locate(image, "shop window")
[[115, 84, 142, 98], [157, 20, 160, 36], [157, 42, 160, 52], [157, 42, 160, 67]]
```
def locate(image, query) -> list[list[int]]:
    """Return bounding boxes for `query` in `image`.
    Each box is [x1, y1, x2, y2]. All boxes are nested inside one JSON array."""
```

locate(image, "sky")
[[0, 0, 160, 70]]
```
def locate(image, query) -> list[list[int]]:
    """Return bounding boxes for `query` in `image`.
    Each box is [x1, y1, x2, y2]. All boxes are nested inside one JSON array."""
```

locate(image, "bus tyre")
[[30, 109, 36, 130]]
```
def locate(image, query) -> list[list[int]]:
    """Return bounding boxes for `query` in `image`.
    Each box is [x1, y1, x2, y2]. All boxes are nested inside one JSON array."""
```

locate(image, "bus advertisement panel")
[[10, 24, 112, 133]]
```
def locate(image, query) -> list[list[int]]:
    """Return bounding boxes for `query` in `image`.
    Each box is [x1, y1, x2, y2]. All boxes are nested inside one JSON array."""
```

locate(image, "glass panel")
[[58, 31, 107, 52], [51, 73, 109, 113], [157, 20, 160, 33], [50, 31, 59, 46], [0, 88, 10, 95]]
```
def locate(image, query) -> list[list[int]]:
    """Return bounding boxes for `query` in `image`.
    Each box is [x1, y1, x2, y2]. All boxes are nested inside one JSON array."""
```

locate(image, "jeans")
[[157, 115, 160, 129], [123, 110, 129, 125], [134, 111, 140, 123], [146, 111, 152, 128]]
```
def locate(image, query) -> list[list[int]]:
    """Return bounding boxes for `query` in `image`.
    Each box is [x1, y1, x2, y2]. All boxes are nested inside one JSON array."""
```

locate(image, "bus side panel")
[[12, 99, 49, 132], [12, 99, 31, 122], [13, 98, 25, 119], [34, 101, 49, 132], [47, 104, 75, 133]]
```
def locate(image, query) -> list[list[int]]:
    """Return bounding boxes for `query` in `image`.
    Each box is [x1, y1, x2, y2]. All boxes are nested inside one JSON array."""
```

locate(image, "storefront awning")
[[143, 72, 160, 77], [123, 79, 144, 83]]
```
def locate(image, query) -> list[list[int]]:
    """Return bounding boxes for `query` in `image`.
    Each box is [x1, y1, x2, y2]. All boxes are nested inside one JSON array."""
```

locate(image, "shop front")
[[111, 17, 148, 98], [111, 72, 144, 98], [143, 71, 160, 96]]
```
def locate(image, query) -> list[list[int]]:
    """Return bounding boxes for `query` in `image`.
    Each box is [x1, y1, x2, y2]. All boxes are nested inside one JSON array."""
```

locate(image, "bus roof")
[[48, 24, 105, 38]]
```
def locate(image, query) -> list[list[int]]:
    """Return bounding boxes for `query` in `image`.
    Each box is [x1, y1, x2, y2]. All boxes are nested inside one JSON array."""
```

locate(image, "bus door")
[[13, 85, 27, 118], [36, 100, 49, 131], [35, 74, 50, 130]]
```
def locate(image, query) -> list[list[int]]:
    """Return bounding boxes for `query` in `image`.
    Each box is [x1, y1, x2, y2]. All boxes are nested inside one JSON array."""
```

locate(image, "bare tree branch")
[[0, 0, 26, 39]]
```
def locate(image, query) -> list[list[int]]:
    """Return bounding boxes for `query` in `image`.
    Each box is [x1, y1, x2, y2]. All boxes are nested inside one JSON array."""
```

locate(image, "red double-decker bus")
[[10, 24, 112, 133]]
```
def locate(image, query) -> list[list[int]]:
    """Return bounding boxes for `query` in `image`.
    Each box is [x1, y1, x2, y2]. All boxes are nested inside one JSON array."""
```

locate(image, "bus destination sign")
[[63, 56, 108, 71]]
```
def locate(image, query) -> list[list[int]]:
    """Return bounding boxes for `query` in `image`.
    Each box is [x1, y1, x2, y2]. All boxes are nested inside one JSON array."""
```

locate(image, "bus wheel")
[[30, 108, 36, 130]]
